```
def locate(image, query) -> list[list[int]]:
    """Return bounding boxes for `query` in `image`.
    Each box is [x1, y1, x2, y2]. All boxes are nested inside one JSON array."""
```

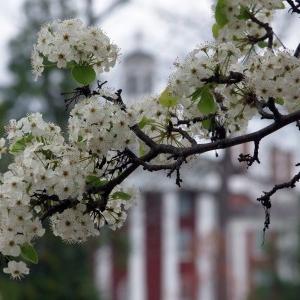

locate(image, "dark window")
[[178, 192, 194, 218]]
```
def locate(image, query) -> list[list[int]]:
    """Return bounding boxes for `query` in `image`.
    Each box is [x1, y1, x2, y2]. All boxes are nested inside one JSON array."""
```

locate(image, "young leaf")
[[202, 119, 213, 130], [275, 97, 284, 105], [212, 23, 220, 38], [139, 142, 147, 156], [277, 1, 285, 9], [159, 88, 178, 107], [197, 87, 217, 115], [257, 41, 268, 48], [138, 116, 155, 129], [71, 65, 96, 85], [237, 6, 251, 20], [86, 175, 107, 188], [189, 87, 204, 102], [21, 243, 38, 264], [10, 134, 34, 154], [111, 191, 132, 201], [215, 0, 229, 28], [66, 61, 76, 69]]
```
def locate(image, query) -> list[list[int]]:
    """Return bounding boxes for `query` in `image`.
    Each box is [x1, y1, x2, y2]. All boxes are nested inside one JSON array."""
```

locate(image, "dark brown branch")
[[201, 71, 244, 85], [94, 109, 300, 207], [166, 120, 197, 146], [238, 139, 260, 167], [248, 14, 273, 48], [256, 100, 274, 120], [171, 127, 197, 146], [267, 98, 282, 121], [174, 114, 215, 126], [41, 199, 79, 221], [99, 88, 127, 111], [295, 43, 300, 58], [286, 0, 300, 14], [129, 124, 158, 148], [124, 147, 182, 171], [258, 172, 300, 204], [180, 109, 300, 157], [93, 109, 300, 200], [257, 171, 300, 232]]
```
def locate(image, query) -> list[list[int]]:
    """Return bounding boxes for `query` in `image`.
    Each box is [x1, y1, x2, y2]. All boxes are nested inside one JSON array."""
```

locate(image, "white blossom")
[[3, 261, 29, 279]]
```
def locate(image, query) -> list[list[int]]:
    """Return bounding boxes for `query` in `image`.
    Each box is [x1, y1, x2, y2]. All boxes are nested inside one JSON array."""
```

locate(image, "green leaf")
[[159, 88, 178, 107], [139, 142, 147, 156], [111, 191, 131, 201], [189, 87, 204, 102], [21, 243, 38, 264], [275, 97, 284, 105], [277, 1, 285, 9], [197, 87, 217, 115], [212, 23, 220, 38], [237, 6, 251, 20], [71, 65, 96, 85], [257, 41, 268, 48], [86, 176, 107, 188], [202, 119, 212, 130], [67, 61, 76, 69], [26, 183, 32, 194], [10, 134, 34, 154], [215, 0, 229, 28], [138, 116, 155, 129], [38, 149, 56, 160]]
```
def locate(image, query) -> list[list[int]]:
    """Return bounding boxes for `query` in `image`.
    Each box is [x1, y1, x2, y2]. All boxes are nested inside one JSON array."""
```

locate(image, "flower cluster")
[[169, 42, 240, 98], [167, 44, 300, 136], [0, 112, 134, 278], [214, 0, 285, 50], [31, 19, 119, 79], [246, 50, 300, 112], [69, 96, 137, 156], [168, 42, 246, 136]]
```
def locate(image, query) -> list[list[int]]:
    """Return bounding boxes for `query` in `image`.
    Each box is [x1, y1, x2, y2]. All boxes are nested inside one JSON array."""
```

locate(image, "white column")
[[197, 193, 216, 300], [228, 221, 248, 300], [162, 191, 179, 300], [128, 194, 146, 300], [95, 245, 112, 300]]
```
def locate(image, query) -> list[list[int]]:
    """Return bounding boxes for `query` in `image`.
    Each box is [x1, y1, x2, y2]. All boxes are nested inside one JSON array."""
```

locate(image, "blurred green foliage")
[[0, 230, 99, 300], [0, 0, 79, 128], [248, 233, 300, 300]]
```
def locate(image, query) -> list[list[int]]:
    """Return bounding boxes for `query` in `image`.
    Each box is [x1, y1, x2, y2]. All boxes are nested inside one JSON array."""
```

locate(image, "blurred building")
[[95, 45, 300, 300]]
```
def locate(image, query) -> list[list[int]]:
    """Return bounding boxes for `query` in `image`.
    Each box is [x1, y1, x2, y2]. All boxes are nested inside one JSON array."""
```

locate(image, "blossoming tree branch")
[[0, 0, 299, 279]]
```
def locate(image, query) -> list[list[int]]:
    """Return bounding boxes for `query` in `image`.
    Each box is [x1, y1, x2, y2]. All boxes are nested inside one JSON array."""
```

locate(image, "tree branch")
[[295, 43, 300, 58], [286, 0, 300, 14], [257, 171, 300, 232], [94, 109, 300, 204], [238, 139, 260, 167], [41, 199, 79, 221], [248, 14, 273, 48]]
